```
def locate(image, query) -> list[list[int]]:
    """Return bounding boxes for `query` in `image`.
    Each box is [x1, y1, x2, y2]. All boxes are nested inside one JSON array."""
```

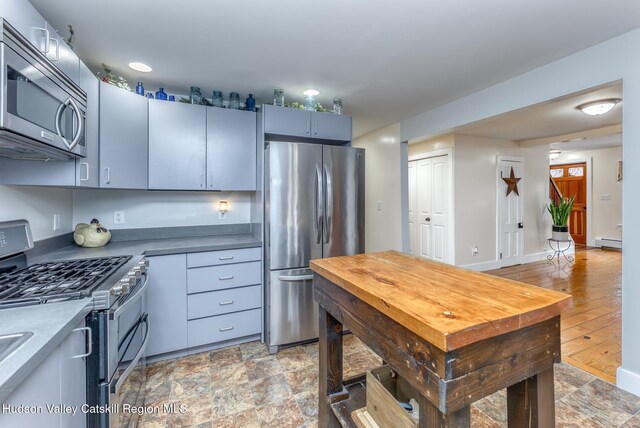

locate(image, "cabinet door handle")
[[72, 327, 92, 359], [80, 162, 90, 182], [306, 120, 310, 135], [218, 276, 234, 281], [314, 122, 318, 135], [219, 301, 234, 306], [49, 37, 59, 61], [218, 256, 234, 261], [219, 326, 234, 332], [34, 27, 50, 53], [105, 167, 111, 184]]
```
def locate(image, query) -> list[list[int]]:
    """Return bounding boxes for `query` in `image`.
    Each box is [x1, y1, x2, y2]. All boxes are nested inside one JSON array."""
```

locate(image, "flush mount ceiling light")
[[128, 62, 152, 72], [549, 149, 561, 160], [303, 89, 319, 97], [576, 98, 621, 116]]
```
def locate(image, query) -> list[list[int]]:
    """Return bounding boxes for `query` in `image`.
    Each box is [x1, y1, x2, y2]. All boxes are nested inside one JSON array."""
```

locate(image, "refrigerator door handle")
[[315, 164, 322, 244], [324, 163, 333, 244]]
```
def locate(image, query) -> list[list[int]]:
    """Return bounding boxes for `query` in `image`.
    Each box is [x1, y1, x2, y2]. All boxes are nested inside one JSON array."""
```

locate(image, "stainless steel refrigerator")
[[265, 141, 365, 353]]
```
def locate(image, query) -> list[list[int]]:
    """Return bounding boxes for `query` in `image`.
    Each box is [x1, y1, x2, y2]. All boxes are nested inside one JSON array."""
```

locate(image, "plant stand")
[[547, 238, 574, 263]]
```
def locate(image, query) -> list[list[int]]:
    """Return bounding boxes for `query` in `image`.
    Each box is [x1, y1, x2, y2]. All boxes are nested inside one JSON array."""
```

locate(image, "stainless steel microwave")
[[0, 18, 86, 160]]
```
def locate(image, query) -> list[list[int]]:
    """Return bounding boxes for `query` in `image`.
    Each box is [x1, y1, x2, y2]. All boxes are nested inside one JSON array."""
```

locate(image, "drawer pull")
[[219, 276, 235, 280], [219, 326, 234, 332], [219, 300, 234, 306], [219, 256, 234, 261]]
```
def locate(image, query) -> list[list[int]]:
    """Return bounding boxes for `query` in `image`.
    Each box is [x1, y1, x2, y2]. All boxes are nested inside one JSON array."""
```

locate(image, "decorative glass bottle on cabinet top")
[[273, 88, 284, 106], [190, 86, 202, 104], [245, 94, 256, 111], [212, 90, 223, 107], [229, 92, 240, 110], [332, 97, 343, 114]]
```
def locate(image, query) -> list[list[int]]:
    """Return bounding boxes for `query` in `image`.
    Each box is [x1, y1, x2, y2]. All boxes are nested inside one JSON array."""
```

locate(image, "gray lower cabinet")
[[263, 104, 352, 142], [0, 64, 99, 187], [145, 254, 188, 357], [207, 108, 257, 191], [0, 320, 87, 428], [148, 100, 207, 190], [146, 248, 262, 357], [99, 82, 148, 189]]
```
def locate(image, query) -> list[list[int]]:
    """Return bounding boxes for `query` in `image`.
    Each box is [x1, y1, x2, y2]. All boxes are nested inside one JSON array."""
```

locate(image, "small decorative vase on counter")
[[552, 225, 569, 241], [245, 94, 256, 111], [212, 90, 224, 107], [135, 82, 144, 96], [155, 87, 167, 100], [190, 86, 202, 104], [273, 88, 284, 106], [332, 97, 343, 114], [229, 92, 240, 110]]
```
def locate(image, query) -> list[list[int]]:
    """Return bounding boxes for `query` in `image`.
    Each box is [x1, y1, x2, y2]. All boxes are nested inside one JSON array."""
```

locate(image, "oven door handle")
[[112, 315, 149, 395], [111, 273, 149, 320]]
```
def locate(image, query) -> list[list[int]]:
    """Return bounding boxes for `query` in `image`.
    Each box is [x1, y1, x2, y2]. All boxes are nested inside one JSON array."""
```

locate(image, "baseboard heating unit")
[[595, 238, 622, 249]]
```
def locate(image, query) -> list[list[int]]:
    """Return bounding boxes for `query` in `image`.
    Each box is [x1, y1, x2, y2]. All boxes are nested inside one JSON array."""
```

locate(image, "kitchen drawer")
[[187, 261, 261, 293], [187, 247, 261, 268], [187, 308, 261, 347], [188, 285, 261, 320]]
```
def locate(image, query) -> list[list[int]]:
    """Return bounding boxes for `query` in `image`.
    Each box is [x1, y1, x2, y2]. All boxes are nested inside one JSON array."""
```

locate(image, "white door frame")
[[496, 155, 524, 267], [408, 148, 455, 264], [550, 157, 594, 246]]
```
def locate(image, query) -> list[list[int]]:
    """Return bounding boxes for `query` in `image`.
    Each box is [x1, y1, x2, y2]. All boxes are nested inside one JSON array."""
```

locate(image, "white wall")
[[72, 189, 251, 230], [555, 147, 622, 241], [353, 123, 404, 253], [399, 28, 640, 394], [0, 185, 73, 241]]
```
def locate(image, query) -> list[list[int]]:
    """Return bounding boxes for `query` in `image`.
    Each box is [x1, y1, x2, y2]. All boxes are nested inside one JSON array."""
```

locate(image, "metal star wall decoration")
[[502, 166, 522, 196]]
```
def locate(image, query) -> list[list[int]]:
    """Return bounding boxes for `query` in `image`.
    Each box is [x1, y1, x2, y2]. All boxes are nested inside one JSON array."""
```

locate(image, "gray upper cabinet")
[[45, 22, 79, 84], [1, 0, 48, 54], [263, 104, 352, 142], [264, 104, 311, 138], [311, 111, 352, 141], [146, 254, 188, 357], [207, 108, 256, 191], [148, 100, 207, 190], [76, 62, 99, 187], [99, 82, 148, 189]]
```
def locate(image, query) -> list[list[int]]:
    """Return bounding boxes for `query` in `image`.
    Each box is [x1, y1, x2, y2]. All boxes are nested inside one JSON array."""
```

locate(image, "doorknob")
[[425, 217, 431, 222]]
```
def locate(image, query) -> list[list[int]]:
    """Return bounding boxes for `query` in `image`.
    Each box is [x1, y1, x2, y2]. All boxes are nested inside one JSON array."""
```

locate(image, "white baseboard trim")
[[617, 367, 640, 397], [460, 260, 501, 272]]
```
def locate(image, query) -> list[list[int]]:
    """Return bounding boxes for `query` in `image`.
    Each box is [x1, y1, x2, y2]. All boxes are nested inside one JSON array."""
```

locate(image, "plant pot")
[[552, 225, 569, 241]]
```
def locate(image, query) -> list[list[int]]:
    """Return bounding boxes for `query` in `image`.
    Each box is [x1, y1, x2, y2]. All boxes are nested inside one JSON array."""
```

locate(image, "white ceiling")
[[29, 0, 640, 138], [452, 83, 623, 141], [550, 133, 622, 152]]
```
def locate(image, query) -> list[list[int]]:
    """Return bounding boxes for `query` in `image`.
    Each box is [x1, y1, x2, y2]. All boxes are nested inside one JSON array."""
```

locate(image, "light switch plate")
[[53, 213, 60, 231], [601, 194, 612, 200]]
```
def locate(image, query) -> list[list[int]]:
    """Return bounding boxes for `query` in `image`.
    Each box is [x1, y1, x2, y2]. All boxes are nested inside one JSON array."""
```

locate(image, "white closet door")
[[498, 159, 524, 267], [408, 161, 417, 255]]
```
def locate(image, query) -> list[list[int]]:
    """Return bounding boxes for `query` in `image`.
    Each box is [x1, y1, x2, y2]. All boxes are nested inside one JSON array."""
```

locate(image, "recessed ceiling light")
[[576, 98, 621, 116], [303, 89, 319, 97], [128, 62, 152, 72]]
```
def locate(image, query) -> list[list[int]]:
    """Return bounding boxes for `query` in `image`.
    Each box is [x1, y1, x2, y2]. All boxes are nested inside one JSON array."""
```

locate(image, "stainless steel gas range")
[[0, 220, 149, 428]]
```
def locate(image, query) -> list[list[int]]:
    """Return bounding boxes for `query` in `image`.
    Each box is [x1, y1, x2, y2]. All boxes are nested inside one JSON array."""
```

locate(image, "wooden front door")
[[550, 162, 587, 244]]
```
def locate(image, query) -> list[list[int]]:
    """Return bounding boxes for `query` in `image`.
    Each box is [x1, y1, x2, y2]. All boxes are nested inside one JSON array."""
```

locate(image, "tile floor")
[[139, 335, 640, 428]]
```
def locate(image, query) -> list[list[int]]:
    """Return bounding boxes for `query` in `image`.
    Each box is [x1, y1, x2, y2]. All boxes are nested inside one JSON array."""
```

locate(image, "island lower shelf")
[[329, 377, 367, 428]]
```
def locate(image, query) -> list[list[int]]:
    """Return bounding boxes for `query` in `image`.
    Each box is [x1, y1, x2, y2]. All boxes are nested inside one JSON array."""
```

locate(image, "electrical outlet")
[[53, 213, 60, 231], [113, 210, 125, 224], [218, 211, 227, 220]]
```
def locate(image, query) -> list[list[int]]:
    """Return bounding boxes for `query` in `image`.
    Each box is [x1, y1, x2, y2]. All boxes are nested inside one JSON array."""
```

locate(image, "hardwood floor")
[[485, 247, 621, 383]]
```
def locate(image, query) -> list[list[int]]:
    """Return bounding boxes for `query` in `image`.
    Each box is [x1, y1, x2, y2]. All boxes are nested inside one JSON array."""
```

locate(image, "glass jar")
[[212, 90, 223, 108], [155, 88, 167, 100], [229, 92, 240, 110], [304, 94, 316, 111], [332, 97, 343, 115], [190, 86, 202, 104], [135, 82, 144, 96], [273, 88, 284, 106]]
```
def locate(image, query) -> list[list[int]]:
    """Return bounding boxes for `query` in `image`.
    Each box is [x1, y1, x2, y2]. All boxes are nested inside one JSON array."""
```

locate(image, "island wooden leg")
[[420, 396, 471, 427], [507, 367, 555, 428], [319, 307, 344, 428]]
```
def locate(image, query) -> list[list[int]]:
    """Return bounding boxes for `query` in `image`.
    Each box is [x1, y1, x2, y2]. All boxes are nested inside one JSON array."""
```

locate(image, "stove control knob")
[[131, 268, 142, 279], [136, 262, 147, 274], [111, 283, 124, 296], [139, 259, 149, 268]]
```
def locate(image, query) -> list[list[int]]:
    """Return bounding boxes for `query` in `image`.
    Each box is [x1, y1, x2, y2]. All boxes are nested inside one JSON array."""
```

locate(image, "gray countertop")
[[0, 299, 93, 403], [1, 233, 261, 402]]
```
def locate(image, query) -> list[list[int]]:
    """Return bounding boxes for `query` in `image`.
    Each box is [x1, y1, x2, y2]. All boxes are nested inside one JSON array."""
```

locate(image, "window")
[[568, 167, 584, 177], [550, 169, 563, 178]]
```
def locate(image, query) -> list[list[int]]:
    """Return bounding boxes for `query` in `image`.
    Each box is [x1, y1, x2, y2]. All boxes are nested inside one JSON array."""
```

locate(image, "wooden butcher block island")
[[310, 251, 573, 428]]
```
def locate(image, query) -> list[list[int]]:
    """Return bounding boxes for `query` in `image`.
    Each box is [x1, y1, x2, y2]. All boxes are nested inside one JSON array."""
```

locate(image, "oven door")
[[0, 42, 86, 158], [105, 274, 150, 428]]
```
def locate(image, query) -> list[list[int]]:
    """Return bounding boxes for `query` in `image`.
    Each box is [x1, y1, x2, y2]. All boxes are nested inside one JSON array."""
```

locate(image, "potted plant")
[[547, 196, 575, 241]]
